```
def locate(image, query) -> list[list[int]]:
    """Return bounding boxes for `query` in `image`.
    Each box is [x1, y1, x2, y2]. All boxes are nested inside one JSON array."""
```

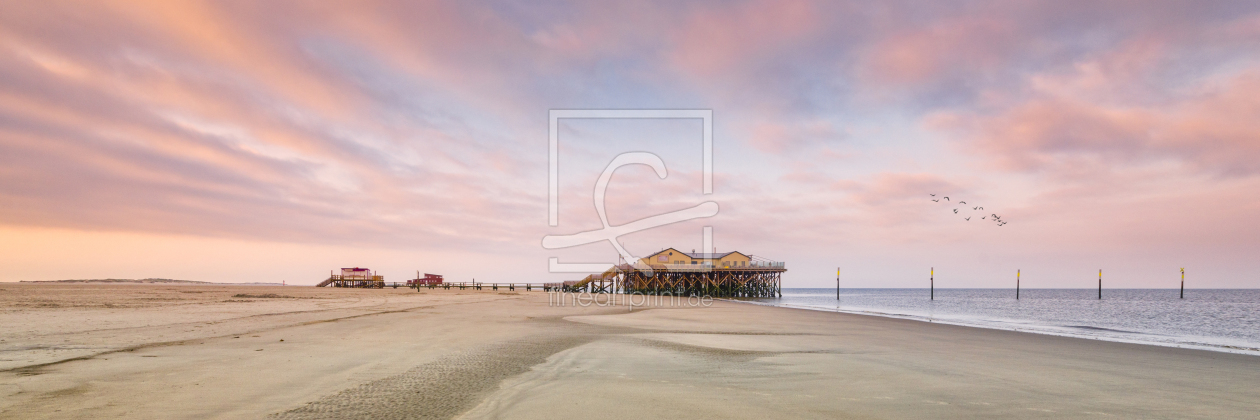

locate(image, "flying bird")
[[927, 194, 1005, 226]]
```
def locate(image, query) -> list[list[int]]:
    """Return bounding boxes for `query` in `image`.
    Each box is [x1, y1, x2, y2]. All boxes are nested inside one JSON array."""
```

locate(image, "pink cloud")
[[857, 16, 1019, 86], [931, 68, 1260, 175], [667, 0, 825, 80], [748, 120, 847, 153]]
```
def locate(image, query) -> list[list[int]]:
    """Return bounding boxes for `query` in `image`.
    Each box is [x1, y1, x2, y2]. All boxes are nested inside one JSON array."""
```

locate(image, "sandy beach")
[[1, 284, 1257, 419]]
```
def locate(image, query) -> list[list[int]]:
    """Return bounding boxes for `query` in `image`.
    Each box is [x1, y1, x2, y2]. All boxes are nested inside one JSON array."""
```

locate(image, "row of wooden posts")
[[404, 281, 776, 296], [836, 267, 1190, 301], [405, 282, 570, 292]]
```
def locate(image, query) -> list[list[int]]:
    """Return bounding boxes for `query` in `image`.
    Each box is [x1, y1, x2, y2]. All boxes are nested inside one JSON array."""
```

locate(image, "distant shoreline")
[[15, 278, 284, 286]]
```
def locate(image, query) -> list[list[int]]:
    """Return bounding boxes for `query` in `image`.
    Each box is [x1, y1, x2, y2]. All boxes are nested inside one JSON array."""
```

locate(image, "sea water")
[[746, 288, 1260, 355]]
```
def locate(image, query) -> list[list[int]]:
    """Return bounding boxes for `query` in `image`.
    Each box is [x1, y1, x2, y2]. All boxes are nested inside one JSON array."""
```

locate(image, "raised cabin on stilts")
[[317, 267, 385, 288], [555, 248, 786, 298]]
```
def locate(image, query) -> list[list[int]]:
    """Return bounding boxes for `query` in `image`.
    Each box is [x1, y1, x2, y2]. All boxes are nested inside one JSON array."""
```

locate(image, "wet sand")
[[1, 284, 1257, 419]]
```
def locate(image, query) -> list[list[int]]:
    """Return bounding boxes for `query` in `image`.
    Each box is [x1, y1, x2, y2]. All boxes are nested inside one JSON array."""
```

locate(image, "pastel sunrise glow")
[[3, 1, 1259, 288]]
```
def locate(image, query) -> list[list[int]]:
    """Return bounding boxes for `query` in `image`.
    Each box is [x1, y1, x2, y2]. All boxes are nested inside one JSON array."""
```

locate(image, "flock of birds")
[[930, 194, 1007, 226]]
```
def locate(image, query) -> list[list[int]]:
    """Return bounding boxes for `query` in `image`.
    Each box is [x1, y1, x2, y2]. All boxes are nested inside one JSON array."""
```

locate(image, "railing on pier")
[[319, 275, 386, 288], [398, 282, 556, 292], [323, 259, 787, 298], [627, 262, 787, 272], [620, 261, 786, 298]]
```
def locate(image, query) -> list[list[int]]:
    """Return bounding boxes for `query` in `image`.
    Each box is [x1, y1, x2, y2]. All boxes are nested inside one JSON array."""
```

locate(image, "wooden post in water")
[[1016, 269, 1020, 300], [1180, 268, 1185, 299], [930, 267, 934, 301], [1098, 269, 1102, 300]]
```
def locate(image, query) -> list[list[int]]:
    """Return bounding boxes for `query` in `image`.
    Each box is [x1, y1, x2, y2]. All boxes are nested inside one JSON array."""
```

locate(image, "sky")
[[2, 1, 1259, 288]]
